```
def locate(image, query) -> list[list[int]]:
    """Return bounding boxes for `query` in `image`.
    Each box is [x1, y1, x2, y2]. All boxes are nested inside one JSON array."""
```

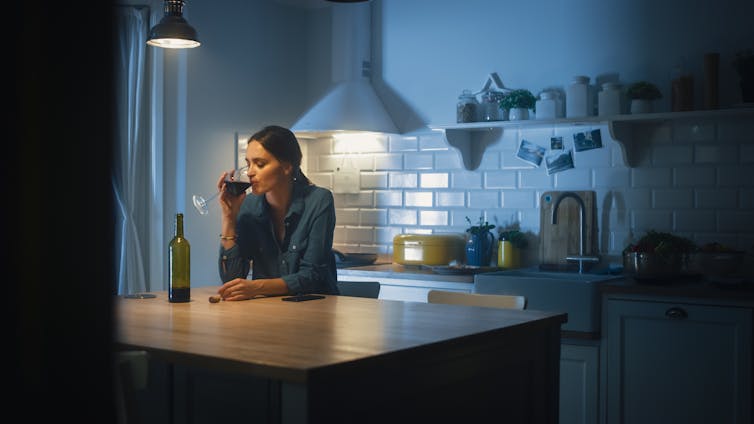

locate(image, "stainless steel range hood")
[[292, 2, 398, 137]]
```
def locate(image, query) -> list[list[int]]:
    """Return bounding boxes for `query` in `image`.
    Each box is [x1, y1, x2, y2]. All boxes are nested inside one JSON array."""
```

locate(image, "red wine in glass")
[[225, 181, 251, 196]]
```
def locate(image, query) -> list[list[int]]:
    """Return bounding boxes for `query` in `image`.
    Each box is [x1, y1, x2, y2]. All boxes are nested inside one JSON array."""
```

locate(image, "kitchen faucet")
[[551, 192, 600, 273]]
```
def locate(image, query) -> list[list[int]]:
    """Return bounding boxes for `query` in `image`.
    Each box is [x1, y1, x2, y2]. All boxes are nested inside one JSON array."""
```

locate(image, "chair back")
[[427, 290, 525, 310], [337, 281, 381, 299]]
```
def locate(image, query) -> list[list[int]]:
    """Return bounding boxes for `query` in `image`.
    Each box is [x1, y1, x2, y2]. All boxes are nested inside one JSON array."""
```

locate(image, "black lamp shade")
[[147, 1, 200, 49]]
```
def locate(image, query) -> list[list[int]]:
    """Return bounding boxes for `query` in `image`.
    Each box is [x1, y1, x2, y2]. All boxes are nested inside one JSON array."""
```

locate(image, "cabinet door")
[[604, 299, 752, 424], [561, 343, 599, 424]]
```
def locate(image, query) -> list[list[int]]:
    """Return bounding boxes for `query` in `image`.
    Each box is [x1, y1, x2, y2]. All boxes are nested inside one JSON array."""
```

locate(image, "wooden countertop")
[[116, 286, 566, 384]]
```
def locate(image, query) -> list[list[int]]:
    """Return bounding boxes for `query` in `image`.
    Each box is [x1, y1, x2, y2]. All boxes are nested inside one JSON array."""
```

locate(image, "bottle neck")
[[175, 214, 184, 237]]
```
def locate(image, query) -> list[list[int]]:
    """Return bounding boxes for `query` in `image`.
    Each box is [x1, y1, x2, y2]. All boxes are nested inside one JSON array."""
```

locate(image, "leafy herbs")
[[623, 230, 696, 255], [626, 81, 662, 100], [498, 89, 537, 110], [465, 216, 495, 235]]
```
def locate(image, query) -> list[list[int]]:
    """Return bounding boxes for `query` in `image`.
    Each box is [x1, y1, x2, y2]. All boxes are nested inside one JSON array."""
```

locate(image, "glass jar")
[[456, 90, 479, 123], [480, 90, 505, 121]]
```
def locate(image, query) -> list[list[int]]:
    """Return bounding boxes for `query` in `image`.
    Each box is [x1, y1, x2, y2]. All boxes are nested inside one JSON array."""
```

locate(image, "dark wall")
[[8, 1, 116, 421]]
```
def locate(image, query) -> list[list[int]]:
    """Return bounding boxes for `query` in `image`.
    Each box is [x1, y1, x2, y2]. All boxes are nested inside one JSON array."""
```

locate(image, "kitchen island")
[[116, 286, 566, 423]]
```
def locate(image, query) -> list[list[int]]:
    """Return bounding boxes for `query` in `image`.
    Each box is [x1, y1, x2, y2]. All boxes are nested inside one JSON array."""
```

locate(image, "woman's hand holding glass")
[[192, 166, 251, 215]]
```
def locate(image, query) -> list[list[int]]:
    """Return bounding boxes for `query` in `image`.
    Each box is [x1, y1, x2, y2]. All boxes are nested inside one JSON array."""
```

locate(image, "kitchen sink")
[[473, 268, 624, 333]]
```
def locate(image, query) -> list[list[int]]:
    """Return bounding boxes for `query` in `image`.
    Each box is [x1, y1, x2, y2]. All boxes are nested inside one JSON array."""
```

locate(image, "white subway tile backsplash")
[[434, 151, 464, 169], [405, 191, 433, 207], [419, 173, 449, 188], [717, 118, 754, 143], [436, 191, 465, 207], [674, 167, 716, 187], [501, 190, 537, 209], [360, 209, 388, 226], [375, 190, 402, 207], [336, 209, 360, 226], [652, 145, 693, 165], [335, 192, 374, 208], [333, 133, 388, 153], [321, 115, 753, 258], [389, 172, 418, 188], [694, 144, 738, 164], [740, 189, 754, 209], [520, 171, 553, 189], [674, 210, 717, 232], [653, 189, 693, 209], [741, 144, 754, 163], [388, 209, 417, 225], [718, 211, 754, 231], [404, 153, 434, 170], [632, 210, 673, 233], [345, 226, 376, 243], [452, 171, 483, 189], [632, 167, 672, 188], [389, 135, 418, 152], [419, 210, 448, 226], [695, 188, 738, 209], [593, 168, 630, 188], [554, 167, 591, 188], [418, 132, 449, 151], [485, 171, 517, 189], [308, 172, 332, 188], [719, 166, 754, 187], [469, 190, 499, 209], [673, 121, 715, 142], [361, 172, 389, 189], [374, 153, 403, 170]]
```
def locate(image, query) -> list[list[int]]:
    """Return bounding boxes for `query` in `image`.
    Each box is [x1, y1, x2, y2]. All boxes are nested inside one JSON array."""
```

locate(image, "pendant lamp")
[[147, 0, 200, 49]]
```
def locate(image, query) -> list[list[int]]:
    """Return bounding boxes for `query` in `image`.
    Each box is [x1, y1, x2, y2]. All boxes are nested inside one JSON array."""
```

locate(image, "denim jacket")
[[218, 183, 338, 295]]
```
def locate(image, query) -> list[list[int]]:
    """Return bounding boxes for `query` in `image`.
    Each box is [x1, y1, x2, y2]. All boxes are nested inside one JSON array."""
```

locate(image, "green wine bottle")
[[169, 213, 190, 302]]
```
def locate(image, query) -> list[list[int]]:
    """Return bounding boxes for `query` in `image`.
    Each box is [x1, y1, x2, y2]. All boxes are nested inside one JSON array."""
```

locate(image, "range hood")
[[292, 2, 398, 137]]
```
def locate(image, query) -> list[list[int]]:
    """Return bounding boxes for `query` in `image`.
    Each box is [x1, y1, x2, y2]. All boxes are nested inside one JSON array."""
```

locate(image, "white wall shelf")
[[429, 108, 754, 170]]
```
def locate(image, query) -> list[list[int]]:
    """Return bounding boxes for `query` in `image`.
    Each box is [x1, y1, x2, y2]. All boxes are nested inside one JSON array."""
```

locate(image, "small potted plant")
[[465, 216, 495, 266], [497, 227, 528, 269], [499, 89, 537, 121], [733, 48, 754, 103], [626, 81, 662, 114]]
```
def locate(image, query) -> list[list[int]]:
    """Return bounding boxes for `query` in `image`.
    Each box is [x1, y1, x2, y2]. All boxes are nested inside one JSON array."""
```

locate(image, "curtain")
[[114, 6, 150, 295]]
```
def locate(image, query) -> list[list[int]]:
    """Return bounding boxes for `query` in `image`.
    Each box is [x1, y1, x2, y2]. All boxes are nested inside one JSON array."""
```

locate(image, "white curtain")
[[114, 6, 151, 295]]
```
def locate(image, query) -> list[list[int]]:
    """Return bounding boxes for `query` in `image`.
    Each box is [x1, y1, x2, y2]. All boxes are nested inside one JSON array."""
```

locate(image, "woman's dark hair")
[[248, 125, 310, 184]]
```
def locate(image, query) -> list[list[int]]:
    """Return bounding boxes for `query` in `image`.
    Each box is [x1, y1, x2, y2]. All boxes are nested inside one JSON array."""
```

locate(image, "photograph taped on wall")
[[516, 139, 547, 167], [573, 129, 603, 152], [545, 149, 575, 175], [550, 136, 563, 150]]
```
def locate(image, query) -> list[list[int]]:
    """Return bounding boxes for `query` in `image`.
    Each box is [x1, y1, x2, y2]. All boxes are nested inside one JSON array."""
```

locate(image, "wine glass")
[[192, 166, 251, 215]]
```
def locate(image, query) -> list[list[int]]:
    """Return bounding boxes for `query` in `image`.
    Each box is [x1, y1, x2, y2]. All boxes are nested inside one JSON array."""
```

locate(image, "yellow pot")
[[498, 240, 521, 269]]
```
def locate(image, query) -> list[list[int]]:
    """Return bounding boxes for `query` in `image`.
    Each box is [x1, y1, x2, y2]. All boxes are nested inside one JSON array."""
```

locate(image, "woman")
[[216, 125, 338, 300]]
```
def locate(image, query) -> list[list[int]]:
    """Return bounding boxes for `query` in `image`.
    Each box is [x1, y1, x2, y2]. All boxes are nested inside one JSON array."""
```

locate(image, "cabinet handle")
[[665, 307, 688, 320]]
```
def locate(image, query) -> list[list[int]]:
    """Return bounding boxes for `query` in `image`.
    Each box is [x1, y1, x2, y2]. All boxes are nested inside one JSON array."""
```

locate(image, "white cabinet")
[[560, 341, 600, 424], [602, 297, 752, 424]]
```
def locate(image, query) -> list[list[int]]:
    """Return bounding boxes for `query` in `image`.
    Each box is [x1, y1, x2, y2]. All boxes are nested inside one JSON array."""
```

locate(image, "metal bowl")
[[623, 251, 692, 277]]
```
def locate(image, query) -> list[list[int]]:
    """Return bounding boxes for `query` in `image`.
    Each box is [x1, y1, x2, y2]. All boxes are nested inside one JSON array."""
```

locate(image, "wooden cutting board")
[[539, 191, 596, 269]]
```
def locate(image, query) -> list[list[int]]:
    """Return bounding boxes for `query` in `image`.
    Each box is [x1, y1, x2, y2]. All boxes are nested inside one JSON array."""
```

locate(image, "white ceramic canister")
[[535, 91, 557, 120], [598, 82, 622, 116], [566, 76, 591, 118]]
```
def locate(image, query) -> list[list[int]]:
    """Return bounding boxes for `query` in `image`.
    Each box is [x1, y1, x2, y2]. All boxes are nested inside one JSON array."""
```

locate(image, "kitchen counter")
[[116, 286, 566, 423], [338, 262, 475, 283], [600, 275, 754, 306], [337, 262, 481, 302]]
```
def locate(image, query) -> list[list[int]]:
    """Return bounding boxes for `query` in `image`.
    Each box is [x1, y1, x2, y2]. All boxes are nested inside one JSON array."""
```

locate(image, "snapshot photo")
[[516, 139, 547, 167], [545, 149, 575, 175], [550, 136, 563, 150], [573, 129, 603, 152]]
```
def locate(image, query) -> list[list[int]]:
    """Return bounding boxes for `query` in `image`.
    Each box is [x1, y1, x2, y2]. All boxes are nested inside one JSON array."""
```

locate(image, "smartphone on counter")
[[282, 294, 325, 302]]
